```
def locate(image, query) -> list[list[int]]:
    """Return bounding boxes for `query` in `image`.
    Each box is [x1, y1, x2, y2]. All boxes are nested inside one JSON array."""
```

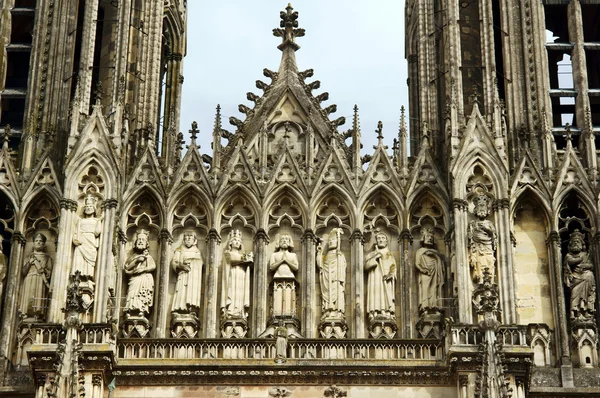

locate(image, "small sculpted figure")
[[221, 230, 253, 319], [171, 231, 203, 316], [275, 320, 288, 362], [317, 228, 347, 317], [269, 234, 298, 316], [564, 229, 596, 320], [468, 194, 497, 282], [72, 194, 102, 280], [124, 229, 156, 316], [364, 230, 396, 319], [19, 233, 53, 320], [414, 228, 444, 313]]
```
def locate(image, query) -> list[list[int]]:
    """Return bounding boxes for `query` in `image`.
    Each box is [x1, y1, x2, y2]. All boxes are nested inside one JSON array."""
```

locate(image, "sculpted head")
[[275, 234, 294, 252], [83, 194, 98, 217], [473, 194, 489, 219], [227, 230, 244, 251], [134, 229, 150, 252], [568, 229, 586, 254], [420, 227, 435, 247], [327, 228, 342, 250], [32, 232, 47, 251], [183, 231, 197, 248], [375, 231, 388, 249]]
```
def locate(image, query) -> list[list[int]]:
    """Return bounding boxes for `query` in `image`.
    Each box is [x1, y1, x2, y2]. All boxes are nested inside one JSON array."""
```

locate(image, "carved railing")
[[448, 325, 529, 348], [28, 323, 113, 345], [117, 338, 444, 362]]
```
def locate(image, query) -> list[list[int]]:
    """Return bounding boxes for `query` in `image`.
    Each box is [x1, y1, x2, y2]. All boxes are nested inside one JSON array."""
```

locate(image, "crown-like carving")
[[84, 194, 98, 207], [135, 229, 150, 241], [229, 229, 242, 241], [474, 194, 489, 207]]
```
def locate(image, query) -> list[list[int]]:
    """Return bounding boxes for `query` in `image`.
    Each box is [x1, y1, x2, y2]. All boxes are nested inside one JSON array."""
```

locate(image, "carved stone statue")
[[415, 228, 444, 313], [564, 230, 596, 321], [72, 194, 102, 280], [269, 234, 298, 316], [123, 229, 156, 317], [221, 230, 253, 320], [172, 231, 203, 315], [19, 233, 52, 321], [259, 233, 302, 339], [275, 320, 288, 363], [468, 194, 497, 282], [317, 228, 347, 318], [364, 231, 396, 320]]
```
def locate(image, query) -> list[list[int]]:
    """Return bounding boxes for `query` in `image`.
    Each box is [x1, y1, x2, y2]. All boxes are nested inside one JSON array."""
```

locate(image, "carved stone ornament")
[[415, 227, 444, 338], [260, 234, 302, 338], [563, 229, 596, 323], [19, 232, 53, 322], [468, 194, 497, 283], [268, 386, 292, 397], [122, 229, 156, 338], [220, 229, 253, 338], [364, 230, 397, 338], [317, 228, 348, 338], [171, 230, 203, 338]]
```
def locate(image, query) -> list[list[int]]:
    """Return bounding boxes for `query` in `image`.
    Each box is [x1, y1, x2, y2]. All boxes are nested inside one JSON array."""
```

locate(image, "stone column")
[[547, 231, 573, 386], [93, 199, 118, 322], [453, 199, 472, 323], [153, 229, 172, 338], [253, 229, 269, 337], [350, 229, 364, 338], [494, 198, 517, 323], [91, 374, 103, 398], [301, 229, 317, 338], [399, 229, 412, 338], [0, 232, 25, 379], [48, 199, 78, 322], [203, 228, 221, 338], [114, 227, 127, 334]]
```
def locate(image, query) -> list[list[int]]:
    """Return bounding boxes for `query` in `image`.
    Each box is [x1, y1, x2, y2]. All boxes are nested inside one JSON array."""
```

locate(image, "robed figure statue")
[[364, 230, 396, 320], [414, 228, 444, 313], [19, 232, 53, 321], [468, 194, 497, 282], [564, 229, 596, 321], [72, 194, 102, 280], [221, 230, 253, 321], [317, 228, 347, 318], [171, 231, 203, 316]]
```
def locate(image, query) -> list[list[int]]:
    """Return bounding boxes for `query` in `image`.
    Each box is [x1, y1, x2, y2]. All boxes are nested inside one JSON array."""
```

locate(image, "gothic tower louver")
[[0, 1, 599, 397]]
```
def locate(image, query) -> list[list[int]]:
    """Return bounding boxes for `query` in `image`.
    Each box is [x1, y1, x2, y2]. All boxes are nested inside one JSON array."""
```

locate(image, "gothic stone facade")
[[0, 1, 599, 397]]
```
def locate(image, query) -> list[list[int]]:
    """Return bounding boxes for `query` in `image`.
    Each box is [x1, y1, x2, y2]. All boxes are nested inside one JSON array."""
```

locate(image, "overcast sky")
[[180, 1, 407, 156]]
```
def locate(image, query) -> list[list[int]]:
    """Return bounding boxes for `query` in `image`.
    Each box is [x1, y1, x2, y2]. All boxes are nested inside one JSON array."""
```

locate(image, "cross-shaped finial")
[[273, 3, 305, 52], [190, 121, 199, 147]]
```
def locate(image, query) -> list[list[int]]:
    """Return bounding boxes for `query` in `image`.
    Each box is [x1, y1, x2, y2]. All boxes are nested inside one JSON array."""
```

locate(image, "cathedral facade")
[[0, 1, 599, 397]]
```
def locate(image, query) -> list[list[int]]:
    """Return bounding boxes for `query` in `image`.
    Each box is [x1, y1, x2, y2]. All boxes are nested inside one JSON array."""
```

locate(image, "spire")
[[212, 105, 222, 172], [397, 106, 408, 174], [273, 4, 304, 74], [351, 105, 362, 179]]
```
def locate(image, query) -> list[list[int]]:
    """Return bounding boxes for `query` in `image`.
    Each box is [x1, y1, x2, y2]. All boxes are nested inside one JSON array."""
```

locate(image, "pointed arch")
[[121, 188, 165, 234], [358, 184, 404, 233], [312, 183, 356, 234], [216, 186, 260, 235], [19, 188, 60, 235], [262, 183, 308, 230], [166, 184, 213, 232], [553, 186, 597, 231], [511, 186, 552, 226], [454, 156, 507, 200], [64, 151, 117, 200]]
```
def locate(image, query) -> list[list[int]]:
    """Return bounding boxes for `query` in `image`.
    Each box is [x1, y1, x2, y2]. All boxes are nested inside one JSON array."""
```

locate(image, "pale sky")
[[180, 1, 407, 156]]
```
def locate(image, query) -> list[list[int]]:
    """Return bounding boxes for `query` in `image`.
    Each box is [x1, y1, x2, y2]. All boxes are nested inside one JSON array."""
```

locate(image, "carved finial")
[[94, 80, 103, 105], [3, 125, 10, 151], [273, 3, 305, 52], [376, 121, 384, 145], [352, 105, 361, 137], [213, 105, 222, 134], [469, 85, 479, 106], [399, 106, 407, 137], [118, 75, 126, 103], [565, 123, 572, 144], [146, 122, 155, 149], [422, 121, 430, 148], [190, 121, 199, 147]]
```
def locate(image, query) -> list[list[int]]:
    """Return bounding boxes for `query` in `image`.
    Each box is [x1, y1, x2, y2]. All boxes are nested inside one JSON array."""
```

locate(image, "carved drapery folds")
[[19, 232, 53, 322], [220, 229, 253, 338], [468, 194, 497, 283]]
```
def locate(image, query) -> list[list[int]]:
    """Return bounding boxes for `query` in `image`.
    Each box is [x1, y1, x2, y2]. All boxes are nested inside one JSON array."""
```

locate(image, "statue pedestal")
[[417, 311, 443, 339], [368, 314, 397, 338], [122, 311, 150, 338], [171, 311, 200, 338], [571, 319, 598, 368], [260, 316, 302, 338], [220, 316, 248, 338], [319, 311, 347, 339]]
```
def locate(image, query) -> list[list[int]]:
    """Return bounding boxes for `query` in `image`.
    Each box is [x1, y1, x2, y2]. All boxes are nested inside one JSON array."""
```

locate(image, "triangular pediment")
[[266, 90, 309, 126], [123, 147, 166, 198], [359, 145, 405, 197], [552, 144, 595, 199], [311, 144, 356, 197], [263, 146, 309, 195], [22, 156, 62, 199], [66, 105, 119, 170], [406, 143, 449, 205], [169, 146, 212, 196], [216, 145, 261, 197], [510, 150, 552, 198], [0, 151, 20, 196], [451, 104, 508, 176]]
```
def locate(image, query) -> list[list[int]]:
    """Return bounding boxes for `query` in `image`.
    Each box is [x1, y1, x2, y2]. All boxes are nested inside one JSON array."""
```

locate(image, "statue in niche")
[[123, 229, 156, 317], [415, 227, 444, 313], [269, 234, 299, 316], [275, 320, 288, 363], [564, 229, 596, 321], [221, 229, 253, 320], [317, 228, 347, 318], [364, 230, 396, 320], [72, 194, 102, 280], [19, 232, 52, 321], [468, 194, 497, 283], [171, 231, 204, 316]]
